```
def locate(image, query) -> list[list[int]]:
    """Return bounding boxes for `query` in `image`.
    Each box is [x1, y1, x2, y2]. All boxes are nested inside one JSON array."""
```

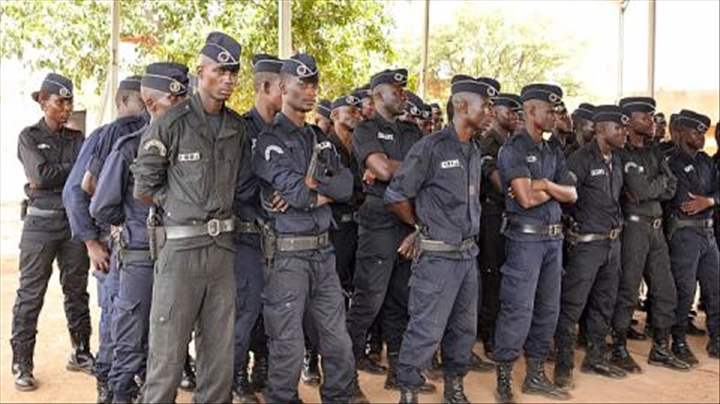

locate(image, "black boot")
[[648, 328, 691, 371], [250, 352, 268, 393], [580, 340, 626, 379], [96, 378, 113, 404], [350, 373, 369, 404], [627, 325, 647, 341], [521, 358, 571, 401], [610, 330, 642, 373], [469, 351, 494, 373], [443, 376, 469, 404], [494, 362, 515, 404], [357, 354, 387, 375], [707, 335, 719, 359], [11, 339, 37, 392], [179, 353, 197, 391], [233, 357, 260, 404], [671, 336, 699, 367], [553, 333, 575, 390], [398, 386, 418, 404], [385, 353, 436, 394], [687, 316, 707, 336], [301, 349, 321, 386], [67, 331, 95, 375]]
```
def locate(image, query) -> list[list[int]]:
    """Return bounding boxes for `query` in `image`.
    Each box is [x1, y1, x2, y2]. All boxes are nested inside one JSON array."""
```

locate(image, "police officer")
[[714, 123, 720, 252], [430, 102, 444, 132], [553, 105, 629, 390], [478, 92, 520, 357], [386, 74, 491, 404], [571, 103, 596, 147], [252, 53, 365, 403], [609, 97, 689, 373], [232, 53, 284, 404], [347, 68, 435, 394], [355, 84, 375, 119], [548, 101, 580, 158], [659, 113, 680, 157], [403, 91, 432, 135], [665, 109, 719, 362], [653, 112, 668, 145], [314, 98, 334, 135], [11, 73, 91, 391], [494, 83, 577, 403], [61, 76, 148, 403], [89, 62, 189, 403], [133, 31, 248, 403]]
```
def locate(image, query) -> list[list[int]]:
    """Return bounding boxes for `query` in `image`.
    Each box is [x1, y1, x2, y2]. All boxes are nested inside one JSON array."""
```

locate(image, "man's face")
[[577, 118, 595, 143], [681, 127, 706, 151], [198, 61, 238, 102], [361, 96, 375, 119], [418, 119, 434, 135], [124, 92, 147, 116], [377, 83, 407, 116], [494, 105, 518, 133], [313, 113, 332, 134], [599, 121, 626, 149], [654, 121, 667, 141], [42, 94, 73, 125], [282, 75, 318, 113], [555, 111, 572, 133], [333, 106, 362, 131], [431, 107, 443, 130], [465, 94, 493, 132], [629, 111, 655, 137], [529, 101, 556, 132], [154, 93, 186, 116]]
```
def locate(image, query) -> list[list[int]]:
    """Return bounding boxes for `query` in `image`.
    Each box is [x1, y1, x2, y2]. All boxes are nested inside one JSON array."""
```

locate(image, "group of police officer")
[[9, 30, 720, 404]]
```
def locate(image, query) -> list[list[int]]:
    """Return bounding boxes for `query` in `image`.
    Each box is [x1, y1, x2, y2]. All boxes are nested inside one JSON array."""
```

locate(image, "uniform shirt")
[[619, 142, 677, 218], [328, 132, 364, 220], [89, 127, 150, 250], [479, 129, 507, 216], [85, 113, 147, 178], [498, 129, 575, 241], [252, 113, 353, 236], [352, 113, 422, 229], [18, 118, 84, 211], [234, 107, 269, 224], [567, 140, 623, 234], [658, 140, 677, 158], [133, 94, 249, 251], [666, 148, 719, 221], [385, 126, 482, 245], [714, 152, 720, 238], [548, 133, 580, 158]]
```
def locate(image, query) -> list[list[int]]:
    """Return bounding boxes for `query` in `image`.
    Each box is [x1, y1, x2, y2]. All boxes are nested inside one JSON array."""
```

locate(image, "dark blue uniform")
[[385, 126, 481, 389], [253, 112, 356, 402], [347, 113, 422, 363], [494, 129, 575, 363], [666, 148, 719, 342], [89, 127, 152, 402]]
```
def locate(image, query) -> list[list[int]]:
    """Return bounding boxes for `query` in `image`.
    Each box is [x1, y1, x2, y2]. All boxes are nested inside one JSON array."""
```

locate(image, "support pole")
[[419, 0, 430, 99], [647, 0, 656, 97], [109, 0, 120, 120], [279, 0, 292, 58]]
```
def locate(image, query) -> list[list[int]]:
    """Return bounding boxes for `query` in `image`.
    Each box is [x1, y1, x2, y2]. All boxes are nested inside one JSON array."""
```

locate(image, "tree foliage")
[[0, 0, 395, 111]]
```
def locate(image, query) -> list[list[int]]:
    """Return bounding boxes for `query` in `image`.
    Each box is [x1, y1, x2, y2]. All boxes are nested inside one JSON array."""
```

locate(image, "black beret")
[[200, 31, 241, 72], [118, 75, 142, 92], [669, 113, 679, 126], [354, 84, 372, 99], [493, 93, 522, 111], [619, 97, 656, 115], [252, 53, 283, 74], [370, 69, 408, 89], [520, 83, 563, 105], [674, 109, 711, 133], [141, 62, 190, 96], [593, 105, 629, 125], [281, 53, 319, 83], [316, 99, 332, 119], [405, 91, 426, 117], [572, 103, 596, 121], [32, 73, 73, 102], [332, 94, 363, 110], [420, 104, 432, 120], [450, 75, 500, 98]]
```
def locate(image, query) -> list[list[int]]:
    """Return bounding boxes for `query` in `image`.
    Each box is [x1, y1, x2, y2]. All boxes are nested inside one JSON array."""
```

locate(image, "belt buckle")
[[207, 219, 221, 237], [548, 225, 562, 237], [609, 228, 621, 240], [652, 218, 662, 229]]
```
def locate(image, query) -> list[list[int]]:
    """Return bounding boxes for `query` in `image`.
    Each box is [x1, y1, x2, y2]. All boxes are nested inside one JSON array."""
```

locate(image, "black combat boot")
[[494, 361, 515, 404], [610, 329, 642, 373], [301, 349, 321, 386], [648, 328, 691, 371], [580, 340, 626, 379], [469, 351, 494, 373], [443, 376, 469, 404], [357, 354, 387, 375], [627, 325, 647, 340], [233, 357, 260, 404], [385, 353, 436, 394], [67, 331, 95, 375], [179, 353, 197, 391], [96, 378, 113, 403], [398, 386, 418, 404], [11, 339, 37, 392], [708, 334, 719, 359], [250, 352, 268, 392], [522, 358, 571, 401], [553, 333, 575, 390], [671, 336, 699, 366]]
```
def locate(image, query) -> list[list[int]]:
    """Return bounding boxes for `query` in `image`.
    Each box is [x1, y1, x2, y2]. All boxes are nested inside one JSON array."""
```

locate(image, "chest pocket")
[[174, 145, 207, 205], [215, 135, 243, 208], [526, 152, 543, 178], [433, 153, 467, 208], [378, 132, 401, 160]]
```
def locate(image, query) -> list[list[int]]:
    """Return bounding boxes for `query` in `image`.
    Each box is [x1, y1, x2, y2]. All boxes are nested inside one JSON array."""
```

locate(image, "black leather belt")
[[419, 238, 476, 252], [164, 218, 236, 240], [670, 218, 714, 229], [507, 222, 563, 236], [626, 214, 663, 229], [118, 248, 152, 263], [26, 206, 66, 218], [276, 232, 330, 252], [236, 221, 260, 234], [567, 227, 622, 243]]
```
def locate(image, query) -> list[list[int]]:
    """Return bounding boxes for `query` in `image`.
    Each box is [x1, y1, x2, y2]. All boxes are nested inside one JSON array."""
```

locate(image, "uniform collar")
[[274, 112, 305, 136], [371, 112, 400, 132], [517, 129, 546, 151]]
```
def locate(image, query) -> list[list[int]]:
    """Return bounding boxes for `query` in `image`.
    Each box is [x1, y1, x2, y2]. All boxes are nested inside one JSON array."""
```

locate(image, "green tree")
[[398, 5, 583, 104], [0, 0, 395, 111]]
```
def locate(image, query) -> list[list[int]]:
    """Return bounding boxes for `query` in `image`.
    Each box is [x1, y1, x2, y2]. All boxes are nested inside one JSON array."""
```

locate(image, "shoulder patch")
[[624, 161, 644, 174], [317, 141, 332, 150], [143, 139, 167, 157], [526, 155, 538, 163], [264, 145, 284, 161], [684, 165, 694, 173]]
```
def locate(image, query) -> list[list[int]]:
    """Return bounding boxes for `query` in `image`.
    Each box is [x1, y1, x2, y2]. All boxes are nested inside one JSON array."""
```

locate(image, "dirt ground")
[[1, 201, 718, 403]]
